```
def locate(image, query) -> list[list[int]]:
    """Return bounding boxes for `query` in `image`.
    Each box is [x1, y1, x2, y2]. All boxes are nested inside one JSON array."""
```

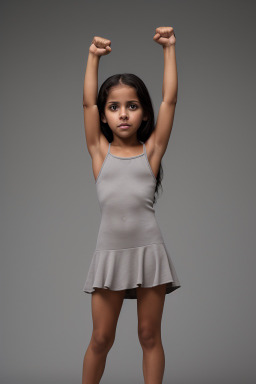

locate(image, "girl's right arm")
[[82, 36, 111, 158]]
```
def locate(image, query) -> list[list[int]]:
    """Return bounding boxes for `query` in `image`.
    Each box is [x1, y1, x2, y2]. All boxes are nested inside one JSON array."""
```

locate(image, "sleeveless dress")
[[82, 141, 181, 299]]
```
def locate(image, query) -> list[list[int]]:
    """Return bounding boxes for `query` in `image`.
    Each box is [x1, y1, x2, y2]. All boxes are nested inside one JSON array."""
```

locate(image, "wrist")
[[163, 43, 175, 49], [88, 50, 101, 60]]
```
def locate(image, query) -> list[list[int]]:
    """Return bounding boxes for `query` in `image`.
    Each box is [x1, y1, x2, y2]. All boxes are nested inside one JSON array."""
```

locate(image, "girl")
[[82, 26, 180, 384]]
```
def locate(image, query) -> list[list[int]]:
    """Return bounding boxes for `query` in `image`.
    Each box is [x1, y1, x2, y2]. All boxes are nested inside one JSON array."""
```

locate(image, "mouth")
[[118, 124, 130, 129]]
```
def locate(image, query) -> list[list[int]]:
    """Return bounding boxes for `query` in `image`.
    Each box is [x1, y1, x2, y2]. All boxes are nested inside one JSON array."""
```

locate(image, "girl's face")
[[102, 84, 147, 139]]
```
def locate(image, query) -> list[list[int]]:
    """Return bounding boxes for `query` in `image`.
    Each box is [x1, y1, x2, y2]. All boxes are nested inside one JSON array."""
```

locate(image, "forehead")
[[107, 85, 139, 101]]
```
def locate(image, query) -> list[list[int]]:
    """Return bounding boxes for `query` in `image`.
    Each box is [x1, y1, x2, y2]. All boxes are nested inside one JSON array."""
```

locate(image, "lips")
[[118, 124, 130, 128]]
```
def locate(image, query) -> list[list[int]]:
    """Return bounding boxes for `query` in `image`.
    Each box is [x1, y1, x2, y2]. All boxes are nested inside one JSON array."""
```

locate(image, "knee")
[[138, 326, 160, 350], [90, 330, 115, 354]]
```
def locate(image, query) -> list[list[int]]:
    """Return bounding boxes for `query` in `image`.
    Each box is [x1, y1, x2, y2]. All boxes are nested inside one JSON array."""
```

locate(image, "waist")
[[95, 212, 164, 250]]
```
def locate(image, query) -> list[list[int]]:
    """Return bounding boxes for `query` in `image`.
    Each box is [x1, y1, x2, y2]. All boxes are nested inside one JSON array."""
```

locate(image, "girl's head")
[[101, 84, 148, 140], [98, 73, 155, 143], [97, 73, 163, 204]]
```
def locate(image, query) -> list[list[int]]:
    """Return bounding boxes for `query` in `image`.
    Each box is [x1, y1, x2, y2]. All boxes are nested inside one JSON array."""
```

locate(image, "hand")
[[89, 36, 112, 57], [153, 26, 176, 47]]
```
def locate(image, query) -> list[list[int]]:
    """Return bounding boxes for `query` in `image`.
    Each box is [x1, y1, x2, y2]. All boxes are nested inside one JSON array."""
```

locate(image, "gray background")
[[1, 1, 256, 383]]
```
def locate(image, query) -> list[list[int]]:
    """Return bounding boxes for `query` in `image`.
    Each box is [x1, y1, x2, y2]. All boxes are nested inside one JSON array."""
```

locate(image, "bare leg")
[[82, 332, 112, 384], [137, 284, 166, 384], [82, 288, 126, 384], [141, 337, 165, 384]]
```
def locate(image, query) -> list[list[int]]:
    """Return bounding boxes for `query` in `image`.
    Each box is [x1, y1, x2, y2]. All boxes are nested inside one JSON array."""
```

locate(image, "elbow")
[[163, 92, 178, 105], [163, 97, 177, 105]]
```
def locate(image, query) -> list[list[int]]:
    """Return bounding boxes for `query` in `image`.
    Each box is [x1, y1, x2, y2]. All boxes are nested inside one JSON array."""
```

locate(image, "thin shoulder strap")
[[108, 142, 111, 153], [141, 141, 146, 154]]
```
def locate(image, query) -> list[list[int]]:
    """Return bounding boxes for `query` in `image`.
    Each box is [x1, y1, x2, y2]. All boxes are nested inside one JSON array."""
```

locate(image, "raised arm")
[[150, 27, 178, 156], [162, 44, 178, 104], [82, 37, 111, 156], [83, 52, 100, 108]]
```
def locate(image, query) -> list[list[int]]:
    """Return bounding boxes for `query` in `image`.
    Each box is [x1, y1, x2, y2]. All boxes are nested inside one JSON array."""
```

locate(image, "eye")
[[108, 104, 139, 111]]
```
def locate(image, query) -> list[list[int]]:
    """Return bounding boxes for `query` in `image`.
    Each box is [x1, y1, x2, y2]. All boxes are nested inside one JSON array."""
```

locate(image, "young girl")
[[82, 26, 181, 384]]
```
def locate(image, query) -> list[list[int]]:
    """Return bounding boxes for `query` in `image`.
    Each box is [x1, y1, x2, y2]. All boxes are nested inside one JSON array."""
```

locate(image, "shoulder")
[[88, 134, 109, 161], [144, 131, 159, 161], [144, 132, 163, 179], [89, 134, 110, 182]]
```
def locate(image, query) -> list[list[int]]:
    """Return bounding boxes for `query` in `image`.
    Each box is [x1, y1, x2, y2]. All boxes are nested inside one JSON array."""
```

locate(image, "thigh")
[[91, 288, 126, 337], [137, 284, 166, 332]]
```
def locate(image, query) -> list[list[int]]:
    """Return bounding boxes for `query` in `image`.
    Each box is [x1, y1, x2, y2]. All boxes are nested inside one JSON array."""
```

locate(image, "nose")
[[119, 107, 128, 119]]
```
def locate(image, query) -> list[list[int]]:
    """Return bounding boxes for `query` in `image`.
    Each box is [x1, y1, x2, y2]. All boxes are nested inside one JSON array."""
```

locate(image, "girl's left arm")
[[162, 45, 178, 103], [151, 27, 178, 154]]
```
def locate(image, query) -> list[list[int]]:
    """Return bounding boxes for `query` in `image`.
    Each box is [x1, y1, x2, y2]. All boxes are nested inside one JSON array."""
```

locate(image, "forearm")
[[83, 52, 100, 107], [162, 45, 178, 103]]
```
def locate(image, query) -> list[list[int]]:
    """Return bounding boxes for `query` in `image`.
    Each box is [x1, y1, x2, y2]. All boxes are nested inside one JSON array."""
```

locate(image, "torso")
[[91, 134, 162, 182]]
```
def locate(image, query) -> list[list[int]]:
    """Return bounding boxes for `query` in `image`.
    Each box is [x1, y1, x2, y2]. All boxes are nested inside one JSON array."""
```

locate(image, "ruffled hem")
[[82, 242, 181, 299]]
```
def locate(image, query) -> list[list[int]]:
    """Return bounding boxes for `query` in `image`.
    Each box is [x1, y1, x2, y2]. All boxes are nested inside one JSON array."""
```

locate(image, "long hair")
[[97, 73, 163, 205]]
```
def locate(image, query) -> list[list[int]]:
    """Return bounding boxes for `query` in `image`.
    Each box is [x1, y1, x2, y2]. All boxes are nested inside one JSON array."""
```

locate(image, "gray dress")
[[83, 141, 181, 299]]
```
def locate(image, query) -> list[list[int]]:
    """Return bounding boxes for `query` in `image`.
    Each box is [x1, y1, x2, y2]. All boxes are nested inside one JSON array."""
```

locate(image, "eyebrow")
[[107, 100, 140, 104]]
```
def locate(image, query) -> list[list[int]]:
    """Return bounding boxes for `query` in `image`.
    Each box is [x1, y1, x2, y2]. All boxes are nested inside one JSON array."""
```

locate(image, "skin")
[[101, 84, 148, 155], [82, 26, 177, 384], [82, 284, 167, 384]]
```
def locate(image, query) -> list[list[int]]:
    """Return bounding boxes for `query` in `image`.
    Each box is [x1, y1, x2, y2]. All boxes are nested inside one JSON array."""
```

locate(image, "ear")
[[101, 113, 107, 124], [142, 114, 148, 122]]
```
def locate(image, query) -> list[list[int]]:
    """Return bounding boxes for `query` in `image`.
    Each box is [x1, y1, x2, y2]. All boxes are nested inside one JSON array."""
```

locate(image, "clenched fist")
[[153, 27, 176, 47], [89, 36, 112, 57]]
